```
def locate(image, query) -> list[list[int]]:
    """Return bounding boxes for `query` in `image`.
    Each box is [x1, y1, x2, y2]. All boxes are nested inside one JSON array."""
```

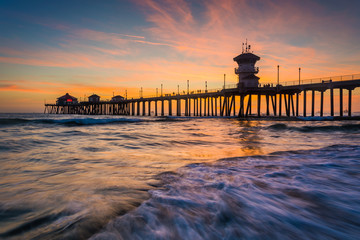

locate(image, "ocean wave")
[[267, 123, 360, 132], [0, 116, 189, 127], [90, 144, 360, 240]]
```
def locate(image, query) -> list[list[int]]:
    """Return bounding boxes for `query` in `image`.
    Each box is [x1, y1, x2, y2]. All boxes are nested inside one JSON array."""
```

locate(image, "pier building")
[[56, 93, 78, 105], [111, 95, 125, 102], [88, 94, 100, 103], [234, 43, 260, 88]]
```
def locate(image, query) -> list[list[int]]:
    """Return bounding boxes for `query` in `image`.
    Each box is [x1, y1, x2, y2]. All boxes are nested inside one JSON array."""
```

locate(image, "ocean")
[[0, 113, 359, 239]]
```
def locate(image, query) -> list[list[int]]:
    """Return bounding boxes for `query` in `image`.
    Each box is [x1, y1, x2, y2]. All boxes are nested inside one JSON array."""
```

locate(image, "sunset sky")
[[1, 0, 360, 112]]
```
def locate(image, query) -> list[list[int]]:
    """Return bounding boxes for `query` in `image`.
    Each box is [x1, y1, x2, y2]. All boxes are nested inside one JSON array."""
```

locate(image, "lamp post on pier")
[[299, 67, 301, 85], [187, 80, 189, 95], [223, 74, 226, 89], [277, 65, 280, 86]]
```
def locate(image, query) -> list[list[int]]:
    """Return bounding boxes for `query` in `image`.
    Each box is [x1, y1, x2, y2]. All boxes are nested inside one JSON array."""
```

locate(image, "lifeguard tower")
[[233, 41, 260, 89]]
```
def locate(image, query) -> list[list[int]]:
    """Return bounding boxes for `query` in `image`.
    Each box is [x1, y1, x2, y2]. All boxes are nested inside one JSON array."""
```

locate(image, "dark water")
[[0, 113, 359, 239]]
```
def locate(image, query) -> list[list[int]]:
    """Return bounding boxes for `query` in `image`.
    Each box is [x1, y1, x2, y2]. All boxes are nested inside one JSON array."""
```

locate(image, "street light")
[[277, 65, 280, 86], [205, 81, 207, 92], [223, 74, 226, 89], [299, 67, 301, 85]]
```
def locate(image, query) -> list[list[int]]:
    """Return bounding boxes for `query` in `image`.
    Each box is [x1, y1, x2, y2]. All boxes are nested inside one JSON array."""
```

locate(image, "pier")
[[44, 77, 360, 118], [45, 44, 360, 118]]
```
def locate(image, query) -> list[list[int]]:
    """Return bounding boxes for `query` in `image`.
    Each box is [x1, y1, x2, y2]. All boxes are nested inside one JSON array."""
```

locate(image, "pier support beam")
[[188, 98, 191, 116], [215, 97, 218, 116], [284, 94, 290, 117], [266, 95, 270, 116], [296, 93, 299, 116], [199, 98, 202, 117], [204, 97, 207, 116], [320, 91, 324, 117], [348, 89, 352, 117], [339, 88, 343, 117], [168, 100, 172, 116], [208, 97, 211, 116], [232, 96, 236, 116], [228, 95, 234, 116], [287, 94, 291, 116], [148, 101, 151, 116], [330, 88, 334, 116], [219, 97, 222, 116], [137, 102, 140, 116], [303, 91, 307, 117], [225, 96, 229, 116], [142, 101, 146, 116], [257, 94, 261, 117], [161, 100, 164, 116], [176, 100, 180, 116], [238, 95, 244, 117], [211, 97, 214, 116], [249, 94, 252, 115], [155, 101, 158, 116], [279, 94, 282, 116], [311, 90, 315, 117], [290, 95, 295, 116], [270, 95, 276, 116], [196, 98, 199, 116]]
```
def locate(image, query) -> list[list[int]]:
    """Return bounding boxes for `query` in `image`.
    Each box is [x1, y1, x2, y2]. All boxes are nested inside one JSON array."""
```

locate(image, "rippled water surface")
[[0, 113, 359, 239]]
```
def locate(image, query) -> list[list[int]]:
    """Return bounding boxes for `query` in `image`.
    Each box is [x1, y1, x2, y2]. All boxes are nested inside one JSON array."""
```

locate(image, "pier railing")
[[46, 73, 360, 103], [260, 73, 360, 87], [139, 73, 360, 98]]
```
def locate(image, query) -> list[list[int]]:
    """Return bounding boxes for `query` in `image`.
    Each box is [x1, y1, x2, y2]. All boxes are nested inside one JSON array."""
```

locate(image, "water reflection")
[[234, 120, 264, 156]]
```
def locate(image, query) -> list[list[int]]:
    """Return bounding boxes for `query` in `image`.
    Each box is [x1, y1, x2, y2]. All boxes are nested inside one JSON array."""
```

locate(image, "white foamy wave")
[[91, 145, 360, 240], [297, 116, 334, 121], [45, 117, 144, 125]]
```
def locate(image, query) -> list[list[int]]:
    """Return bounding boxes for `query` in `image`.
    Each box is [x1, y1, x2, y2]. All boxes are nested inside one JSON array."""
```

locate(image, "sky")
[[1, 0, 360, 112]]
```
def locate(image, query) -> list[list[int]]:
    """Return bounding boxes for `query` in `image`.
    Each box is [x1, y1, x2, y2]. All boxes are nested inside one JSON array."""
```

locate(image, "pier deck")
[[45, 77, 360, 118]]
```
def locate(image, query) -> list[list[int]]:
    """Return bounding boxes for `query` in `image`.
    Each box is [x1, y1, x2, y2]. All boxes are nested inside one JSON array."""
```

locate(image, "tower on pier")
[[233, 41, 260, 88]]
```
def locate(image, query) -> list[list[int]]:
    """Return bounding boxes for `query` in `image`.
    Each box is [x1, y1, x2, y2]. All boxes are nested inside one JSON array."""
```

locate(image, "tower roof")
[[233, 52, 260, 62], [57, 93, 77, 101]]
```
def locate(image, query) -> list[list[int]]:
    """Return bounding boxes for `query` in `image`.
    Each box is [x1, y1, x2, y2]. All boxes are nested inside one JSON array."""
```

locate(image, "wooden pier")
[[44, 76, 360, 118], [44, 46, 360, 118]]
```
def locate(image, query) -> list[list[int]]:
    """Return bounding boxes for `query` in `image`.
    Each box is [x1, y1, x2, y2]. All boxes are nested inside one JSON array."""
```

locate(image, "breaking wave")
[[90, 144, 360, 240], [0, 117, 187, 126], [267, 123, 360, 132]]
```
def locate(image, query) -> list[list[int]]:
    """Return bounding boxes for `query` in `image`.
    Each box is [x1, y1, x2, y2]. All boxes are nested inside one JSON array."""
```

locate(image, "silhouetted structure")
[[111, 95, 124, 102], [45, 45, 360, 118], [56, 93, 78, 105], [88, 94, 100, 103], [234, 42, 260, 88]]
